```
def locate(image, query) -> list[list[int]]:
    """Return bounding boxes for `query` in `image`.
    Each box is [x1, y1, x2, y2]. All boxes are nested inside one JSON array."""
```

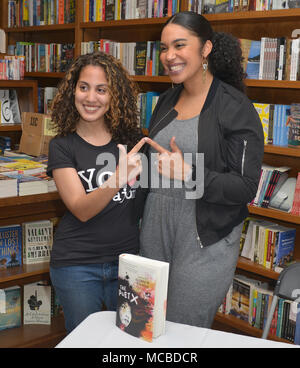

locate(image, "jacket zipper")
[[241, 140, 247, 176], [148, 108, 174, 138]]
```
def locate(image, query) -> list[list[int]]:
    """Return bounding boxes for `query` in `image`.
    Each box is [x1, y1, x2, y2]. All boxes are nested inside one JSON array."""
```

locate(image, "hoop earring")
[[202, 59, 208, 84]]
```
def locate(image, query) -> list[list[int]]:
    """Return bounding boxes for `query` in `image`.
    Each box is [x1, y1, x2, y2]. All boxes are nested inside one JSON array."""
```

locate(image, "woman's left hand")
[[145, 136, 192, 181]]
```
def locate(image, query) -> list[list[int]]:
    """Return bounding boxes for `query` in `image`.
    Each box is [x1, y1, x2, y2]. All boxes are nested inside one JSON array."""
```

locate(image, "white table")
[[56, 311, 298, 348]]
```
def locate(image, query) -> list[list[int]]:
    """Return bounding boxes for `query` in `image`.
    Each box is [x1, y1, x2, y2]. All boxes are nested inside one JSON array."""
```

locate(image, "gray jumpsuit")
[[140, 115, 242, 328]]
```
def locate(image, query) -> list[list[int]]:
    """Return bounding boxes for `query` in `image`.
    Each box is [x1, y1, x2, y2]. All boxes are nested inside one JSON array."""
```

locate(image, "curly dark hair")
[[51, 52, 143, 150], [164, 11, 246, 93]]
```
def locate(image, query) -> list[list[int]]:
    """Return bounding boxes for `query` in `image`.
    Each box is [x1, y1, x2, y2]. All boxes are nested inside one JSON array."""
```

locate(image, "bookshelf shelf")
[[237, 257, 280, 280], [80, 17, 169, 29], [0, 124, 22, 132], [248, 205, 300, 225], [213, 312, 292, 344], [24, 72, 65, 79], [0, 262, 51, 288], [0, 315, 66, 348], [205, 8, 300, 23], [4, 23, 76, 33]]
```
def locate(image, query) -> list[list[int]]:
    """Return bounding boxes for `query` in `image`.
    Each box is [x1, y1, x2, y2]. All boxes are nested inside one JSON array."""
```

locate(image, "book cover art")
[[23, 282, 51, 325], [0, 286, 21, 331], [116, 258, 156, 342], [0, 224, 22, 269], [240, 39, 261, 79], [23, 220, 53, 264]]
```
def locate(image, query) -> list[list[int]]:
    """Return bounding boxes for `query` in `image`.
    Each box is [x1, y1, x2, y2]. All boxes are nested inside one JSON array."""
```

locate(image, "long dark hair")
[[164, 11, 246, 93]]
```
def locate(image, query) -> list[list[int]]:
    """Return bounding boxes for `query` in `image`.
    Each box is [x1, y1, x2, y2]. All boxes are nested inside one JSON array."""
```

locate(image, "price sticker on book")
[[0, 289, 5, 313]]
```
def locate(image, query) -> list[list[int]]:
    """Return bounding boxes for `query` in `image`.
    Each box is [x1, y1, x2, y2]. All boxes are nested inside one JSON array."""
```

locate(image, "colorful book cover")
[[0, 224, 22, 269], [0, 286, 21, 331], [116, 254, 169, 342]]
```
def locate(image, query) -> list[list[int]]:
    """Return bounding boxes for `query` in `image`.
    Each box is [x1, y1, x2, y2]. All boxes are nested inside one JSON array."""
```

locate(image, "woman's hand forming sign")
[[116, 137, 146, 188], [145, 136, 192, 181]]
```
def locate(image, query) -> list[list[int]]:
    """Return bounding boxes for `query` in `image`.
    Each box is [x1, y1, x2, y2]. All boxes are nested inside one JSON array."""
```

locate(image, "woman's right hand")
[[116, 138, 146, 188]]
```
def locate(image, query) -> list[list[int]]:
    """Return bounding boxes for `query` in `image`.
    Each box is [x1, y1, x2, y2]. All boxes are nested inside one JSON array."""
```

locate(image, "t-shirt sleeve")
[[46, 136, 75, 177]]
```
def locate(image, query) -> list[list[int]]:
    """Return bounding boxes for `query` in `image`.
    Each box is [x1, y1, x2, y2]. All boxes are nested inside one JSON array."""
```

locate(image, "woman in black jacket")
[[139, 11, 264, 328]]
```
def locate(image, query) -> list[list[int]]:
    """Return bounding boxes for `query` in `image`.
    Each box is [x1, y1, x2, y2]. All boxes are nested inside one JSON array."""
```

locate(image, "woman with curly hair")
[[139, 12, 264, 328], [46, 52, 146, 333]]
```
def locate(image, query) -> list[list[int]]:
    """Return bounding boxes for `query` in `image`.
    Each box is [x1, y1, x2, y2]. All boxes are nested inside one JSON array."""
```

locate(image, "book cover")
[[22, 220, 53, 264], [273, 226, 296, 269], [0, 286, 21, 331], [240, 39, 261, 79], [23, 282, 51, 325], [0, 224, 22, 269], [116, 253, 169, 342]]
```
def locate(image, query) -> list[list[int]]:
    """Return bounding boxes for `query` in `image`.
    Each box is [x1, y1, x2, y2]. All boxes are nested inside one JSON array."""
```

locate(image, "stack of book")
[[239, 217, 296, 271]]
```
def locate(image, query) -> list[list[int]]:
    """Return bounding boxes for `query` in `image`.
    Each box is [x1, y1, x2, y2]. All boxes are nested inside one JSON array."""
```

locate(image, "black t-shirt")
[[47, 132, 139, 267]]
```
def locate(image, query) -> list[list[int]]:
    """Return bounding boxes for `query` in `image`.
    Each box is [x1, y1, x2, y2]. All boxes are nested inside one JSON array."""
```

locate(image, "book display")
[[116, 253, 169, 342], [1, 0, 300, 347]]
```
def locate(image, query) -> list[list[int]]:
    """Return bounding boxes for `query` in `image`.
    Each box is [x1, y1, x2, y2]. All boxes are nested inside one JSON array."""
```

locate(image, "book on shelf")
[[251, 164, 290, 208], [290, 172, 300, 216], [239, 218, 296, 271], [0, 172, 18, 198], [242, 39, 261, 80], [22, 220, 53, 265], [116, 253, 169, 342], [0, 90, 14, 125], [0, 224, 22, 269], [23, 281, 52, 325], [0, 286, 21, 331]]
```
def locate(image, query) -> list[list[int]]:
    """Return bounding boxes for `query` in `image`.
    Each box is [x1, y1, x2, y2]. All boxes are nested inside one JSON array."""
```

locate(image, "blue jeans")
[[50, 261, 118, 333]]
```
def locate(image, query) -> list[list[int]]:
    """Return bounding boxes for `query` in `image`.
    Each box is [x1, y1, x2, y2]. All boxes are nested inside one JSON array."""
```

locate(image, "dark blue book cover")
[[0, 224, 22, 269]]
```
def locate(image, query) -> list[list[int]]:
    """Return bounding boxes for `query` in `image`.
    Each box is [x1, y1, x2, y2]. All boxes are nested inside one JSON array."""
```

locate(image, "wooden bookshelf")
[[0, 315, 66, 348]]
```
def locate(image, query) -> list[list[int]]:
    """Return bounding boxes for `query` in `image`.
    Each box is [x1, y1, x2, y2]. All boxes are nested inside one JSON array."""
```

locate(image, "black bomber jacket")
[[135, 77, 264, 247]]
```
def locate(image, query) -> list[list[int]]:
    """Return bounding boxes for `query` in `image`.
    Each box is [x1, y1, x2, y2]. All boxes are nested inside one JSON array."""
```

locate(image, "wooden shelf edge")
[[214, 312, 293, 344], [0, 124, 22, 131], [264, 144, 300, 157], [0, 315, 66, 348], [205, 8, 300, 23], [0, 262, 50, 285], [237, 257, 280, 280], [0, 192, 61, 208], [248, 205, 300, 225], [80, 17, 169, 29], [246, 80, 300, 89], [24, 72, 65, 78], [5, 23, 75, 33]]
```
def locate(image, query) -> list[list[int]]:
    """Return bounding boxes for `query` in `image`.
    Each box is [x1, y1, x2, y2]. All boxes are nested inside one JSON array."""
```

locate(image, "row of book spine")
[[253, 103, 290, 146], [0, 56, 25, 80], [240, 37, 300, 82], [83, 0, 181, 22], [81, 40, 164, 77], [8, 0, 76, 27], [219, 275, 300, 344], [239, 217, 296, 270], [14, 42, 75, 73]]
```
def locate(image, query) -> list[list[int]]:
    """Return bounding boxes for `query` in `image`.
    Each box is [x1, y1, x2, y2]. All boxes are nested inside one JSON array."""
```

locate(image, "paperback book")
[[0, 224, 22, 269], [22, 220, 53, 264], [116, 253, 169, 342], [23, 281, 51, 325], [0, 286, 21, 331]]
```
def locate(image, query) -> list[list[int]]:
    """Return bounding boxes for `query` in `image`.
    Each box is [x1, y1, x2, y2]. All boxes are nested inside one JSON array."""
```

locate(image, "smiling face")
[[75, 65, 111, 126], [160, 23, 211, 85]]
